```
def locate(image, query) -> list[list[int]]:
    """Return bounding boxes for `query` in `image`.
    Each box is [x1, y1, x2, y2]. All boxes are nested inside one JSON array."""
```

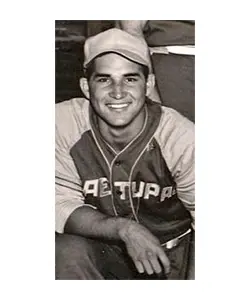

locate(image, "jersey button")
[[115, 160, 121, 166]]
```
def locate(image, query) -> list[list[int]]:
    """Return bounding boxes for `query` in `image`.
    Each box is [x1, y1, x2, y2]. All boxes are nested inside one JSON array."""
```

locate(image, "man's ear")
[[79, 77, 90, 99], [146, 74, 155, 97]]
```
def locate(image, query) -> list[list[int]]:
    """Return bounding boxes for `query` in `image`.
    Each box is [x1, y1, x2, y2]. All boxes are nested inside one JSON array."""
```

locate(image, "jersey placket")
[[89, 100, 162, 219]]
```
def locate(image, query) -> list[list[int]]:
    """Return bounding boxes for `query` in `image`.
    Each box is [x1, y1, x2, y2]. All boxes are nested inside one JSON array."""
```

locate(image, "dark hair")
[[84, 53, 149, 80]]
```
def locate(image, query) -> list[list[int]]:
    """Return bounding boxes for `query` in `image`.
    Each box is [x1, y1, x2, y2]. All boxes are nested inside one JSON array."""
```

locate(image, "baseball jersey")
[[55, 97, 195, 243]]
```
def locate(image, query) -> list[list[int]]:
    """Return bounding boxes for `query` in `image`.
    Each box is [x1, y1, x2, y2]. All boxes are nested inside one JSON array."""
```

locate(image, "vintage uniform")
[[56, 97, 194, 247]]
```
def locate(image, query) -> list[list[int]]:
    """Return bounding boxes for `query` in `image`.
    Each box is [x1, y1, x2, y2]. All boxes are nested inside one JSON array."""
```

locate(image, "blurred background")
[[55, 20, 115, 103]]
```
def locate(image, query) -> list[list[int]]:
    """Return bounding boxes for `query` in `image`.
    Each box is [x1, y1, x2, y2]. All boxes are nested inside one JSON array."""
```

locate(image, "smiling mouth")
[[106, 103, 130, 109]]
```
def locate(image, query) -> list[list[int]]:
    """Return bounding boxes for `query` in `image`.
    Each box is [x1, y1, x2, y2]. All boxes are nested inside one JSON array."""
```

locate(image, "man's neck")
[[98, 110, 146, 153]]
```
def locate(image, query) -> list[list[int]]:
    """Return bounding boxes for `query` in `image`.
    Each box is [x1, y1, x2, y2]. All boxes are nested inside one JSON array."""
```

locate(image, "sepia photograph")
[[55, 20, 195, 280]]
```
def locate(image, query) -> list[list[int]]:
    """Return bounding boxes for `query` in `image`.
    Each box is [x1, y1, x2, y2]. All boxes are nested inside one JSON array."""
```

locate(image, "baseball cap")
[[83, 28, 152, 71]]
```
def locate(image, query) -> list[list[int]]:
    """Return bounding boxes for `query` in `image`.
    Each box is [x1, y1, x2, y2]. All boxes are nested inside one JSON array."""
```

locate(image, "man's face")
[[87, 53, 149, 128]]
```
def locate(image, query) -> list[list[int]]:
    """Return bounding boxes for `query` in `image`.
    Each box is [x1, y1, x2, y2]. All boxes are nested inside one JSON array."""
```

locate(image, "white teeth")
[[107, 103, 129, 109]]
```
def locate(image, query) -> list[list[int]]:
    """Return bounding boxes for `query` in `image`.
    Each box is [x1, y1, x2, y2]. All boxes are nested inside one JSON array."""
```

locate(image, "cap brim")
[[84, 49, 149, 69]]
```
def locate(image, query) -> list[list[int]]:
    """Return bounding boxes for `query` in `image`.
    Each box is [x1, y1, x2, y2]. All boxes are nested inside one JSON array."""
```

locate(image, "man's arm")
[[115, 20, 147, 37], [64, 205, 128, 239], [176, 145, 195, 280], [171, 121, 195, 279], [64, 205, 171, 276]]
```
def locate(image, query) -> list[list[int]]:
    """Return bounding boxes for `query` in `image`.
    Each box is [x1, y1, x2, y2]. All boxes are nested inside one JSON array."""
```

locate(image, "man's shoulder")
[[154, 106, 194, 173], [55, 98, 91, 150], [56, 97, 89, 114], [155, 105, 194, 151], [56, 97, 89, 124], [160, 106, 194, 133]]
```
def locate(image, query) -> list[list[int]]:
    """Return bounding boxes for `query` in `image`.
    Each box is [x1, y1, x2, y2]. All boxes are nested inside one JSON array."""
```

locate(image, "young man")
[[55, 28, 195, 280]]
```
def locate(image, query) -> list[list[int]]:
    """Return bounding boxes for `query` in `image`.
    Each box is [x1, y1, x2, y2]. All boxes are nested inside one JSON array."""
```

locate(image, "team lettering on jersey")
[[83, 177, 176, 202]]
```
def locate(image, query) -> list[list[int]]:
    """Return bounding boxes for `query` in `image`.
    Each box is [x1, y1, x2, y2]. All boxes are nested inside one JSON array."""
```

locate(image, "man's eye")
[[97, 78, 109, 83], [125, 77, 138, 83]]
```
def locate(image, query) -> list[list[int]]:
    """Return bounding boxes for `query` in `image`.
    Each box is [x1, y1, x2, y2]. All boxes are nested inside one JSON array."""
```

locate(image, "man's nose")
[[109, 83, 127, 100]]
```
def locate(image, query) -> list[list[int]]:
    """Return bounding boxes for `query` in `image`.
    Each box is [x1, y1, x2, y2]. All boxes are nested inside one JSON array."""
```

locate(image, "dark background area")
[[55, 20, 115, 103]]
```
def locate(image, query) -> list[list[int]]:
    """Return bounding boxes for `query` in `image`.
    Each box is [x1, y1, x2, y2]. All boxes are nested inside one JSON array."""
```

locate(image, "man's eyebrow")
[[93, 73, 110, 78], [124, 73, 141, 77], [93, 72, 141, 78]]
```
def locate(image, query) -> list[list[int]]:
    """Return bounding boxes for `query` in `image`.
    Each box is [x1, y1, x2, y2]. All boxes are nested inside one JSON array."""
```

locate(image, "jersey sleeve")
[[156, 108, 195, 228], [55, 100, 95, 233], [170, 120, 195, 228], [55, 143, 85, 233], [172, 140, 195, 228]]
